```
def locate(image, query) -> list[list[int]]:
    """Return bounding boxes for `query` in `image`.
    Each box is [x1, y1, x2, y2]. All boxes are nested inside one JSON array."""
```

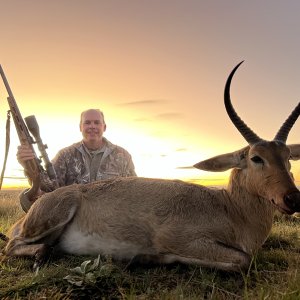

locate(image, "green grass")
[[0, 190, 300, 299]]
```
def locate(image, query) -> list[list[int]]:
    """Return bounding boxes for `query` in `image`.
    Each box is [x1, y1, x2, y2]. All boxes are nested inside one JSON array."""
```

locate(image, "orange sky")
[[1, 1, 300, 188]]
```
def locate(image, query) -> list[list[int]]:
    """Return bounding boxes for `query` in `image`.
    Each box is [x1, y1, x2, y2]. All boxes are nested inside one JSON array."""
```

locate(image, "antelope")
[[4, 62, 300, 272]]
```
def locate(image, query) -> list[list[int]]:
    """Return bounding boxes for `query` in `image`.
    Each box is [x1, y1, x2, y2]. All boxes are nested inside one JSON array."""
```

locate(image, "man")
[[17, 109, 136, 210]]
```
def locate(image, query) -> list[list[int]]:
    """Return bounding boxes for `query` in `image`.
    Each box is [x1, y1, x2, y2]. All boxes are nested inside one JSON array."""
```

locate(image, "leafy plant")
[[64, 255, 117, 286]]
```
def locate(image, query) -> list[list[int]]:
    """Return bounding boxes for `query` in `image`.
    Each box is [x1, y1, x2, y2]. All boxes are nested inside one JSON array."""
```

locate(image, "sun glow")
[[0, 107, 232, 189], [1, 92, 300, 190], [1, 101, 300, 190]]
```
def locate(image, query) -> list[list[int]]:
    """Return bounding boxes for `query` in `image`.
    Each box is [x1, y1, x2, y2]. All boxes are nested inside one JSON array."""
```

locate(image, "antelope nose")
[[284, 191, 300, 212]]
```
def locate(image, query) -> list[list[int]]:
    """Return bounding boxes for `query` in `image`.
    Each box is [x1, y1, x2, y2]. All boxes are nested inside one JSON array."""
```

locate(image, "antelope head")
[[195, 61, 300, 215]]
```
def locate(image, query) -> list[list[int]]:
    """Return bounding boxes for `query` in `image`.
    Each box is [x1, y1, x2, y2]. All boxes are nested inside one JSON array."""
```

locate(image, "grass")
[[0, 190, 300, 299]]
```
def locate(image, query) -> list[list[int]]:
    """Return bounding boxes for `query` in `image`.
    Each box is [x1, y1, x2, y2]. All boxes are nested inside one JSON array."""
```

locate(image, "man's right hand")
[[17, 145, 35, 167]]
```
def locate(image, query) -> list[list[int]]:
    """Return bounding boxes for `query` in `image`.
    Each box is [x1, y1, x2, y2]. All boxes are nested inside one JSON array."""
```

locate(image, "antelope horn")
[[273, 102, 300, 143], [224, 61, 262, 145]]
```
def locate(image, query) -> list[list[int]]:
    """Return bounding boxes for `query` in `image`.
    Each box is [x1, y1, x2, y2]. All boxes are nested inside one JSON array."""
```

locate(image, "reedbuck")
[[4, 62, 300, 271]]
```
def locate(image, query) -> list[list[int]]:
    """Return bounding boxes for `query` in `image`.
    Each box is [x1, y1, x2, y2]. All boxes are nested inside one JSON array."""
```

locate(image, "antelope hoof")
[[33, 245, 53, 271]]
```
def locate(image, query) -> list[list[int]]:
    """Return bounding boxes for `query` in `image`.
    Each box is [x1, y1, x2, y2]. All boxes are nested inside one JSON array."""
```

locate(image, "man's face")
[[80, 110, 106, 145]]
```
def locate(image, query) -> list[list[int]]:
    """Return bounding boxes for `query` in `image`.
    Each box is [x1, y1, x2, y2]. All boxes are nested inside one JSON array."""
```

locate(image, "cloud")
[[118, 99, 167, 106], [4, 176, 27, 180], [118, 99, 184, 122], [175, 148, 188, 152], [134, 114, 184, 123], [155, 113, 183, 120]]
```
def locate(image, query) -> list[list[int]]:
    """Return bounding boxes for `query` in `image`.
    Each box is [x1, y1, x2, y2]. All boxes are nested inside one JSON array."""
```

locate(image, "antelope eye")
[[251, 156, 264, 164]]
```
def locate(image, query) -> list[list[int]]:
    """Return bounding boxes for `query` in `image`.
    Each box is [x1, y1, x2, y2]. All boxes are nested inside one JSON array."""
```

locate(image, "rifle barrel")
[[0, 65, 15, 99]]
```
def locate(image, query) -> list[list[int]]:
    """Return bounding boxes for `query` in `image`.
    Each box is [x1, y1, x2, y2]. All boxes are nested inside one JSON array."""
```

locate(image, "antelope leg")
[[155, 239, 251, 272]]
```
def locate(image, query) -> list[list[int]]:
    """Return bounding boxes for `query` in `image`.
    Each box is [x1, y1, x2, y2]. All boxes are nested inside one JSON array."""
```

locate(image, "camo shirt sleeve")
[[39, 142, 84, 191]]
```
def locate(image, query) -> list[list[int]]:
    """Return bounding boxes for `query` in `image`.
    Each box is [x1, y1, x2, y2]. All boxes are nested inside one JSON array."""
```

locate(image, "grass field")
[[0, 189, 300, 299]]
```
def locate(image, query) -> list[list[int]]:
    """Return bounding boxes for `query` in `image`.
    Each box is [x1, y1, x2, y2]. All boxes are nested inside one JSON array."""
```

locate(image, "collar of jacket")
[[75, 137, 117, 159]]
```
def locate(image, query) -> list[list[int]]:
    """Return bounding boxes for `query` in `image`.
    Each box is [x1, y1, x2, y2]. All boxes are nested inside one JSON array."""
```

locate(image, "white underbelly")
[[58, 224, 149, 260]]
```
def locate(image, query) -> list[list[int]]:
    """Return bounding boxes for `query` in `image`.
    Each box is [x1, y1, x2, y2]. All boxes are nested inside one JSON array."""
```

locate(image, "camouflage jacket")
[[40, 138, 136, 191]]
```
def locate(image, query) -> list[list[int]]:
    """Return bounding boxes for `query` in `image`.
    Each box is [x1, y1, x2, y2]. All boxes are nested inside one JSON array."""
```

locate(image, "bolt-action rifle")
[[0, 65, 57, 211]]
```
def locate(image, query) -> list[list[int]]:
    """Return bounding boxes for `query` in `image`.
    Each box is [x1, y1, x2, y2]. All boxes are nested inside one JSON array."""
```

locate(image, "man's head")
[[80, 109, 106, 149]]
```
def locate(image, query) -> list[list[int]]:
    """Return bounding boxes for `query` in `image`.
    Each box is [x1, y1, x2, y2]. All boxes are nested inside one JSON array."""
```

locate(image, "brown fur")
[[4, 141, 300, 271]]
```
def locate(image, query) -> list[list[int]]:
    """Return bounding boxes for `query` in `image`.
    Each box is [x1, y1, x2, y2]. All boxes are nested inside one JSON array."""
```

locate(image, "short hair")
[[80, 109, 105, 124]]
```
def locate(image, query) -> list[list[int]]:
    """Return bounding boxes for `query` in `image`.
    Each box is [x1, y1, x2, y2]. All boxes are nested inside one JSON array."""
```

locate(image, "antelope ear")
[[288, 144, 300, 160], [194, 146, 249, 172]]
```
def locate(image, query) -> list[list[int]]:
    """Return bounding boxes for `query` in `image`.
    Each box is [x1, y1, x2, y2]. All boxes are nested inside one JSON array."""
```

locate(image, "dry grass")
[[0, 190, 24, 233], [0, 190, 300, 299]]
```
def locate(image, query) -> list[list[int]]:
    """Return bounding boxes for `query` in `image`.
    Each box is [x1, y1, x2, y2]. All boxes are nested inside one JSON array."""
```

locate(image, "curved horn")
[[274, 102, 300, 143], [224, 61, 262, 145]]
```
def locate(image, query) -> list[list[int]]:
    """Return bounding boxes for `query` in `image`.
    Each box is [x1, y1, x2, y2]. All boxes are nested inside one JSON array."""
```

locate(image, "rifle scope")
[[24, 115, 57, 180]]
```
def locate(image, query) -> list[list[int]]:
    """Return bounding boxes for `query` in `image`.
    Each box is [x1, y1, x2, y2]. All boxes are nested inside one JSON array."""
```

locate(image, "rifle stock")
[[0, 65, 57, 207]]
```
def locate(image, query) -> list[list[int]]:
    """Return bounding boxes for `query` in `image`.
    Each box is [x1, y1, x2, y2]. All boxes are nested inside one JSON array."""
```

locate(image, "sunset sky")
[[1, 0, 300, 188]]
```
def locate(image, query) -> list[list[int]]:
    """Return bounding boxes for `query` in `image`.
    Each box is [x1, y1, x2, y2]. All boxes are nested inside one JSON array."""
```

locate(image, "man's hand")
[[17, 145, 35, 167]]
